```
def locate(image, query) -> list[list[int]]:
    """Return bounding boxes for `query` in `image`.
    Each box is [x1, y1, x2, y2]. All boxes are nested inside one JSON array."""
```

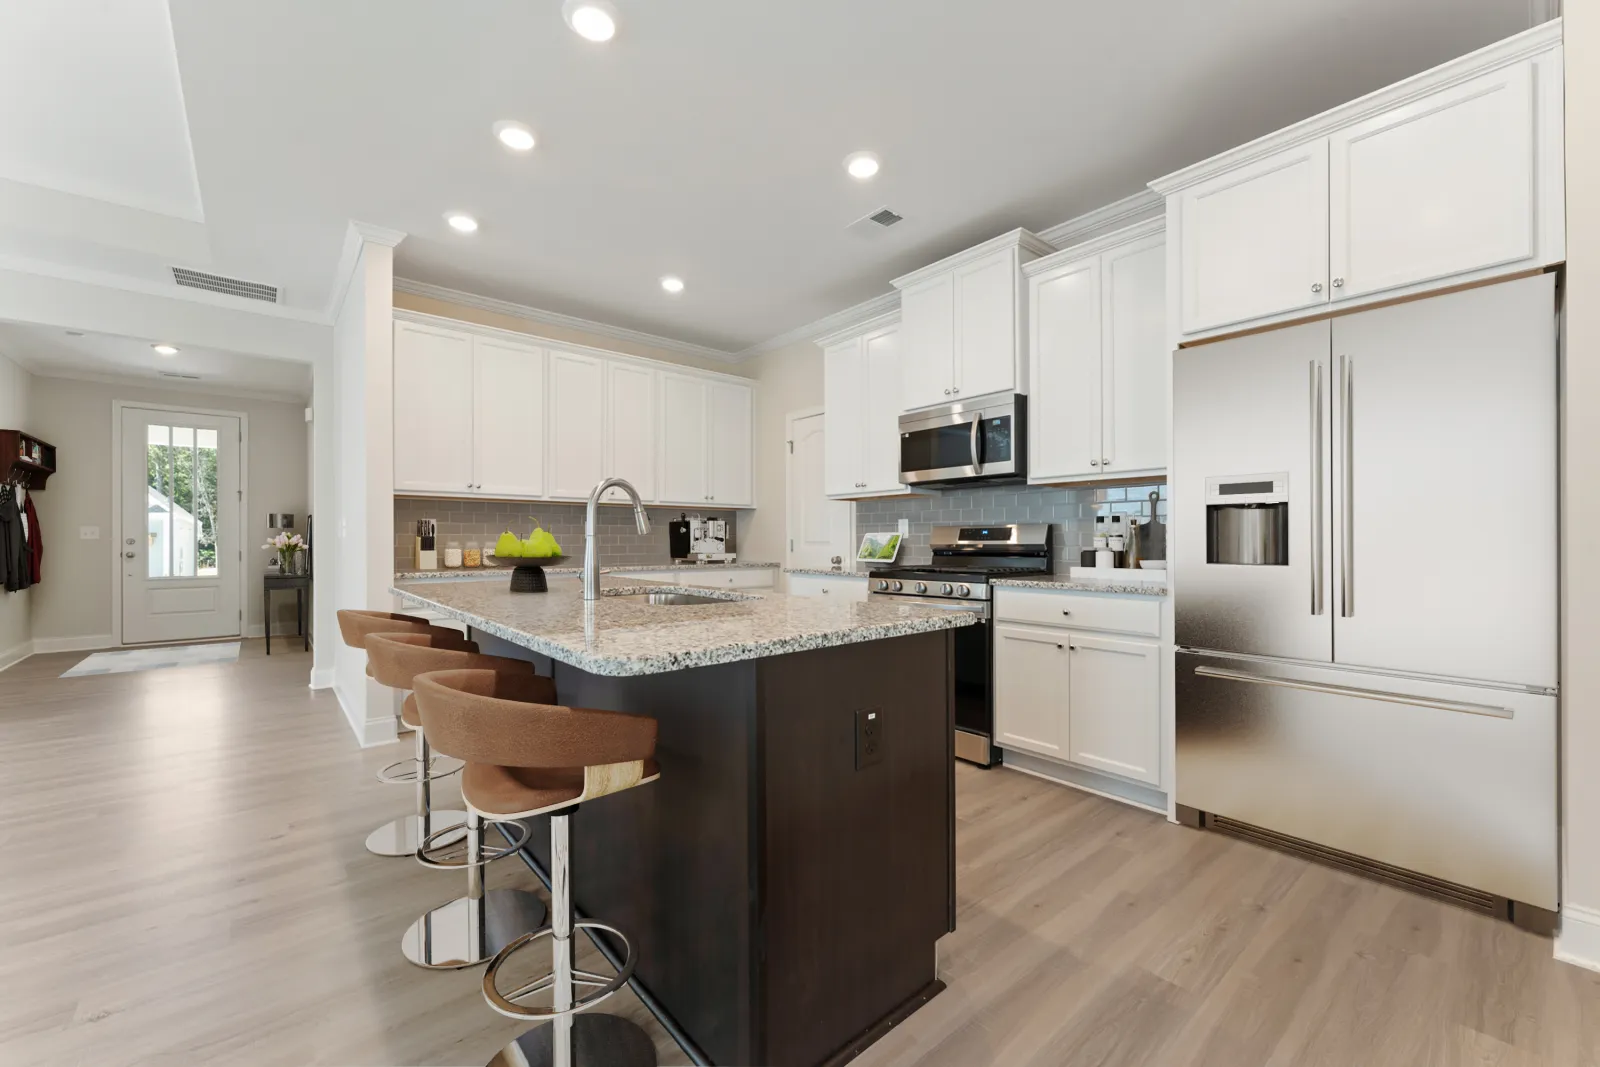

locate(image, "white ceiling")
[[0, 0, 1551, 355], [0, 322, 313, 400]]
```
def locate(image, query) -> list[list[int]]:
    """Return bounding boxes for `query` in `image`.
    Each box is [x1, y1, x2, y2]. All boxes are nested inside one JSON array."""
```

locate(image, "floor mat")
[[61, 642, 242, 678]]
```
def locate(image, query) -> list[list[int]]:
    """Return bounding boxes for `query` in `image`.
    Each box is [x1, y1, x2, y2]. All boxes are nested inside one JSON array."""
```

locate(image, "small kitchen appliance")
[[898, 392, 1026, 487], [868, 524, 1052, 767]]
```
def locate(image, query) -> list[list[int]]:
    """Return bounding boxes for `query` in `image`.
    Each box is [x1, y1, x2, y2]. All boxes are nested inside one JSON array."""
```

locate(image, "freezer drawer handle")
[[1192, 665, 1514, 720]]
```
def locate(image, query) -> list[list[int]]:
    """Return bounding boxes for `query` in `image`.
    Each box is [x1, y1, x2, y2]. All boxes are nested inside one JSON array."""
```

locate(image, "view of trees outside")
[[147, 426, 219, 575]]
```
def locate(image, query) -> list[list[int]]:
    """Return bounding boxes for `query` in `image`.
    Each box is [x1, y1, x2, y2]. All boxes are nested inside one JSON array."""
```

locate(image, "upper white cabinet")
[[1153, 24, 1563, 341], [819, 318, 915, 499], [393, 313, 755, 508], [1027, 221, 1167, 482], [891, 229, 1053, 412]]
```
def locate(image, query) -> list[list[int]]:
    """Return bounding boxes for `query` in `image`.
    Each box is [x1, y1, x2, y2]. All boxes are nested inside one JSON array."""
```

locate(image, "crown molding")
[[890, 228, 1055, 291], [326, 220, 409, 320], [349, 220, 407, 248], [1149, 18, 1563, 195], [1024, 216, 1167, 276], [391, 277, 742, 363], [813, 307, 902, 349], [731, 291, 899, 358], [1037, 189, 1164, 249]]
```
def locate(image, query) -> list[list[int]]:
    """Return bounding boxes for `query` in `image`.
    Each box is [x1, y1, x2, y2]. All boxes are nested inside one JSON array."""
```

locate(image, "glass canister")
[[443, 540, 463, 568], [463, 541, 482, 568]]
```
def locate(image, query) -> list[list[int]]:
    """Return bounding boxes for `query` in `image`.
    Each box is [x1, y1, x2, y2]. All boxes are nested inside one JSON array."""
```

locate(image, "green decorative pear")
[[496, 530, 523, 558]]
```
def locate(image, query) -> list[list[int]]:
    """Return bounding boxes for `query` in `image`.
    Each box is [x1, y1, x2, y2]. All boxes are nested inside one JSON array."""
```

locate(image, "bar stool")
[[336, 609, 474, 857], [365, 633, 551, 969], [411, 668, 660, 1067]]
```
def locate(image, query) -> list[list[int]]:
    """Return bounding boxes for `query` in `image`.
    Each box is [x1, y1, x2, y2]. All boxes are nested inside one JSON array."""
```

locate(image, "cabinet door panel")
[[1330, 63, 1534, 300], [822, 339, 863, 495], [955, 251, 1017, 397], [861, 327, 904, 493], [1180, 141, 1329, 334], [1102, 235, 1168, 475], [1028, 256, 1101, 480], [708, 381, 753, 506], [546, 350, 607, 499], [1067, 634, 1160, 785], [899, 274, 955, 411], [994, 623, 1068, 758], [604, 361, 657, 503], [473, 337, 546, 497], [658, 374, 708, 504], [394, 322, 475, 493]]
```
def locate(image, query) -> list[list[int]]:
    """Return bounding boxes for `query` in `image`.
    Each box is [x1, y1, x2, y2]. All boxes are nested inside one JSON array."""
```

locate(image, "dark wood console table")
[[263, 573, 310, 654]]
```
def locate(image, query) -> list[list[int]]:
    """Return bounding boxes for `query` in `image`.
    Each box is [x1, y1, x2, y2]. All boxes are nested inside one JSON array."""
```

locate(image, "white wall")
[[1559, 8, 1600, 969], [736, 338, 824, 579], [24, 377, 308, 646], [0, 351, 34, 667]]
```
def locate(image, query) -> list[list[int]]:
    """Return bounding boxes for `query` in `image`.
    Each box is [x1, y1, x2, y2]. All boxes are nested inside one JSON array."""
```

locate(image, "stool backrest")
[[365, 631, 546, 694], [413, 668, 657, 770], [336, 609, 470, 650]]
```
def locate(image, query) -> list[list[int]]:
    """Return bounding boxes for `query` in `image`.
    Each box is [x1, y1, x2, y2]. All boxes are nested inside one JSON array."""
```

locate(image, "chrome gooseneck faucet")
[[583, 477, 651, 600]]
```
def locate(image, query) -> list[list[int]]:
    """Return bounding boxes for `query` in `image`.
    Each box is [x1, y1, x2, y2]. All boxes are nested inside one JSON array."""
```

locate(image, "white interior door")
[[121, 407, 242, 644], [786, 411, 851, 569]]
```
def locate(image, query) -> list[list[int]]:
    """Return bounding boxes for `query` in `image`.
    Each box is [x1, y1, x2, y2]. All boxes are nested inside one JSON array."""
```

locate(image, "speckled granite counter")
[[783, 566, 876, 578], [394, 561, 779, 582], [991, 575, 1168, 597], [390, 572, 975, 676]]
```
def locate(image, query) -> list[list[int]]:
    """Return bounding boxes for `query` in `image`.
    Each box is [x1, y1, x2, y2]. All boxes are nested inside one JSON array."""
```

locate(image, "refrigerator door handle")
[[1192, 664, 1514, 719], [1339, 354, 1354, 618], [1310, 359, 1324, 616]]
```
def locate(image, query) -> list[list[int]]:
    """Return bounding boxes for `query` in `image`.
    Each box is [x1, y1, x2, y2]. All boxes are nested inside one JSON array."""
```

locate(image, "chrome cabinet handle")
[[1102, 457, 1110, 466], [1312, 282, 1324, 294], [1090, 459, 1100, 467], [1192, 665, 1512, 720], [124, 551, 136, 559], [1310, 359, 1324, 617], [944, 388, 951, 395], [968, 413, 982, 474], [1340, 354, 1354, 618], [952, 387, 960, 394], [1332, 277, 1344, 288]]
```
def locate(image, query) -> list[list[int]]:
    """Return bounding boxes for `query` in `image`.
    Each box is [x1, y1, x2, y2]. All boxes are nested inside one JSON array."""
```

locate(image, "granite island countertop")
[[391, 572, 976, 676], [394, 561, 780, 581]]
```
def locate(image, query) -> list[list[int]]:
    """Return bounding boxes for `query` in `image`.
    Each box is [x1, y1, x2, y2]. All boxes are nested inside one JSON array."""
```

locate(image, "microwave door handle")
[[969, 414, 983, 474]]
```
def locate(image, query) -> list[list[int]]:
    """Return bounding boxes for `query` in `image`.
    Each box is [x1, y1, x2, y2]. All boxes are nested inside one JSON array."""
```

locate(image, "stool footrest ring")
[[376, 755, 464, 785], [415, 819, 531, 870], [482, 922, 638, 1020]]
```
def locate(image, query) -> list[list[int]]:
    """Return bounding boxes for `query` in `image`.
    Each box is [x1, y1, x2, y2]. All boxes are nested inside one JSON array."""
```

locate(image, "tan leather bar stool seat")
[[413, 669, 660, 1067], [337, 609, 463, 648]]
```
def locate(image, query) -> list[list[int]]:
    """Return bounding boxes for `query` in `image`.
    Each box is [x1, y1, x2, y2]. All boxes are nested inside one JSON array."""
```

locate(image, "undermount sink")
[[606, 591, 729, 606]]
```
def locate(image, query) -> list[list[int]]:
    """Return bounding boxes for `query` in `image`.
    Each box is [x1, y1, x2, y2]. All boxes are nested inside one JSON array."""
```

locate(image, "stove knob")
[[874, 579, 888, 592], [956, 584, 972, 598], [914, 582, 928, 594], [890, 580, 903, 592], [940, 583, 953, 596]]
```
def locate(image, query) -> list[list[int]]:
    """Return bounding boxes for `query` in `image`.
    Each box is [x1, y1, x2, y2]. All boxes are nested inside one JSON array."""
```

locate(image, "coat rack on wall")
[[1, 430, 56, 490]]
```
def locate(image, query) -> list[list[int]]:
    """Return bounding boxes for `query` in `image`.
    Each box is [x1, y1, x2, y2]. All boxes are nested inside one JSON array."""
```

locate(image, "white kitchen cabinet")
[[1329, 63, 1535, 301], [822, 338, 864, 496], [993, 623, 1069, 759], [1066, 634, 1160, 785], [786, 572, 870, 602], [892, 230, 1051, 413], [472, 336, 546, 498], [658, 373, 708, 505], [604, 362, 657, 503], [708, 381, 753, 507], [546, 350, 607, 499], [820, 320, 913, 499], [1027, 223, 1167, 482], [1155, 28, 1564, 340], [394, 321, 476, 494]]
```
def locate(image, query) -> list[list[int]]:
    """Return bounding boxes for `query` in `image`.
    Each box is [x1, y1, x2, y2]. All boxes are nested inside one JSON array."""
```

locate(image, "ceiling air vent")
[[159, 371, 202, 381], [867, 208, 903, 227], [846, 206, 906, 237], [171, 267, 280, 304]]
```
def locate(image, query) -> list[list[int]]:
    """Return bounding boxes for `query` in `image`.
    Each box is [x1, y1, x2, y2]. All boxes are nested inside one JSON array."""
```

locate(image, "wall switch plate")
[[79, 526, 100, 540], [855, 707, 884, 769]]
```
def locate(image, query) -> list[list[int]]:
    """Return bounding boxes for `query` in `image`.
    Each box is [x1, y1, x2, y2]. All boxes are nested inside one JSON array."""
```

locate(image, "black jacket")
[[0, 487, 31, 593]]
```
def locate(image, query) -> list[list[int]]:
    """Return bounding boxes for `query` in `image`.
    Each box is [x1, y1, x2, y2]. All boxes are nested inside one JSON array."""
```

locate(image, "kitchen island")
[[391, 574, 975, 1067]]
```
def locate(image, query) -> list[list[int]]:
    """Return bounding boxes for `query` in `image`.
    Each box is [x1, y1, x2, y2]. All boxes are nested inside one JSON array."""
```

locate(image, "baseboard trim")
[[309, 667, 335, 689], [1556, 904, 1600, 972], [0, 639, 33, 673], [333, 682, 398, 748], [1000, 747, 1169, 815], [32, 634, 117, 654]]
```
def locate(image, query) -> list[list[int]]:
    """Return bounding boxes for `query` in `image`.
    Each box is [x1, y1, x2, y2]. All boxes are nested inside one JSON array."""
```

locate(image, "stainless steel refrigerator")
[[1173, 273, 1558, 926]]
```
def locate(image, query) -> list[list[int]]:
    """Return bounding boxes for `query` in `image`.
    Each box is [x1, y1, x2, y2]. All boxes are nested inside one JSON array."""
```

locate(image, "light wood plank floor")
[[4, 642, 1599, 1066]]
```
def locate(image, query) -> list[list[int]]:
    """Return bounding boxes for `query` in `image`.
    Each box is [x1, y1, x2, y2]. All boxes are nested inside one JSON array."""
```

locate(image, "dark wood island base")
[[508, 628, 956, 1067]]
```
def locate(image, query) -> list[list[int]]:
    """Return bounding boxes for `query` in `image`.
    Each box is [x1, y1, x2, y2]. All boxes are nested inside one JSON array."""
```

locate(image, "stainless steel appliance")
[[869, 524, 1052, 767], [1173, 274, 1558, 928], [898, 392, 1025, 487]]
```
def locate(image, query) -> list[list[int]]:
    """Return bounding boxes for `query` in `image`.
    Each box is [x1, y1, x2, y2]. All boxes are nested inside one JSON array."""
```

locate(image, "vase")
[[278, 548, 296, 574]]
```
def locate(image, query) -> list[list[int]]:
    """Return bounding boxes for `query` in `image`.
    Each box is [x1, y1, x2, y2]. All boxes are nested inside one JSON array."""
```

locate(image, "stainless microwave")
[[898, 392, 1026, 487]]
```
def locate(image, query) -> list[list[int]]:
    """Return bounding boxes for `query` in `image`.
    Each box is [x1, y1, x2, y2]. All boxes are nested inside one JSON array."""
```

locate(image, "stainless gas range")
[[868, 524, 1052, 766]]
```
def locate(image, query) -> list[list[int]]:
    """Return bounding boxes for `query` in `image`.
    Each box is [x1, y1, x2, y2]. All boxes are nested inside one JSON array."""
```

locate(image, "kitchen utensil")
[[1142, 491, 1166, 561]]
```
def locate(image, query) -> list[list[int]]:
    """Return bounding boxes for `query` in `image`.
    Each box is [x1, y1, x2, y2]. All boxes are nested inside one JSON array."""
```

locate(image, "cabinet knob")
[[1056, 643, 1063, 650], [1090, 459, 1100, 467], [1062, 610, 1070, 616], [943, 388, 951, 396], [1312, 282, 1324, 294], [1332, 277, 1345, 288], [1102, 458, 1110, 466], [952, 387, 960, 394]]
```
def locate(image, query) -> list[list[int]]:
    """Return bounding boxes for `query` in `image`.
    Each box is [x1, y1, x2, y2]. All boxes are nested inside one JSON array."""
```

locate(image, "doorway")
[[786, 408, 852, 569], [118, 405, 243, 644]]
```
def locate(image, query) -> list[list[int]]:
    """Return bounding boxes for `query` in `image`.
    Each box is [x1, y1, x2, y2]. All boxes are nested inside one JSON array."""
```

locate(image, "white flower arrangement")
[[263, 532, 306, 552]]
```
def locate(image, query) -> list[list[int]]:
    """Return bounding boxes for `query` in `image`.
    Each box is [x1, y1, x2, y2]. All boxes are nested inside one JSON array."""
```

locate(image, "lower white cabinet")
[[994, 589, 1163, 787], [786, 572, 870, 601]]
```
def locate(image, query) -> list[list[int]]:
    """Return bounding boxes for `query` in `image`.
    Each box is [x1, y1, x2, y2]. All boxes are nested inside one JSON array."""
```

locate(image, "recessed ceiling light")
[[660, 275, 685, 294], [845, 152, 880, 180], [494, 120, 536, 152], [151, 343, 179, 356], [563, 0, 618, 42], [445, 213, 479, 233]]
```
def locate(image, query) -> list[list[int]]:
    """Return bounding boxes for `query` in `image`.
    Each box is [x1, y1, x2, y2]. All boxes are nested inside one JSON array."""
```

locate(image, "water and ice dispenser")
[[1205, 473, 1289, 565]]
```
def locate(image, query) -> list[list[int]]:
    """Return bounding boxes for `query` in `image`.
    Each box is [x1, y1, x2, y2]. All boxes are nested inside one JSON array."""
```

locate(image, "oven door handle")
[[969, 413, 983, 475]]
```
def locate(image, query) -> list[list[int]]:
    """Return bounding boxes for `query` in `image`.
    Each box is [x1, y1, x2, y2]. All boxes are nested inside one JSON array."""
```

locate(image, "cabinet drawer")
[[994, 587, 1161, 638], [629, 568, 774, 590], [787, 573, 869, 601]]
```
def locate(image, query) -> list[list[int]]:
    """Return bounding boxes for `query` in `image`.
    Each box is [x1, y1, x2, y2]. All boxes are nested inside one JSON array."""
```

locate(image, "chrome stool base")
[[401, 888, 548, 970], [365, 811, 468, 857], [487, 1015, 656, 1067]]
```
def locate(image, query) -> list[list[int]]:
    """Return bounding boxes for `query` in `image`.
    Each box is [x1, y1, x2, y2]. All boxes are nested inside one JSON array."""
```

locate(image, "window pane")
[[146, 426, 171, 578], [170, 428, 196, 577], [196, 428, 218, 450], [195, 430, 219, 577]]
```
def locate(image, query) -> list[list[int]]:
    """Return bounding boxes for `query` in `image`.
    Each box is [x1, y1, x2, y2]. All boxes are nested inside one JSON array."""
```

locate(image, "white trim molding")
[[309, 666, 335, 690], [32, 634, 117, 654], [813, 308, 901, 349], [326, 219, 408, 321], [744, 291, 901, 358], [1037, 189, 1165, 249], [1556, 904, 1600, 973], [392, 277, 742, 364], [1024, 215, 1167, 277], [335, 682, 400, 748], [890, 228, 1055, 291], [0, 640, 33, 673]]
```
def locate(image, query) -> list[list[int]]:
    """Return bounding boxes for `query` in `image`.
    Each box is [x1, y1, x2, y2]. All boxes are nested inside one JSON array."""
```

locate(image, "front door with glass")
[[121, 407, 242, 644]]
